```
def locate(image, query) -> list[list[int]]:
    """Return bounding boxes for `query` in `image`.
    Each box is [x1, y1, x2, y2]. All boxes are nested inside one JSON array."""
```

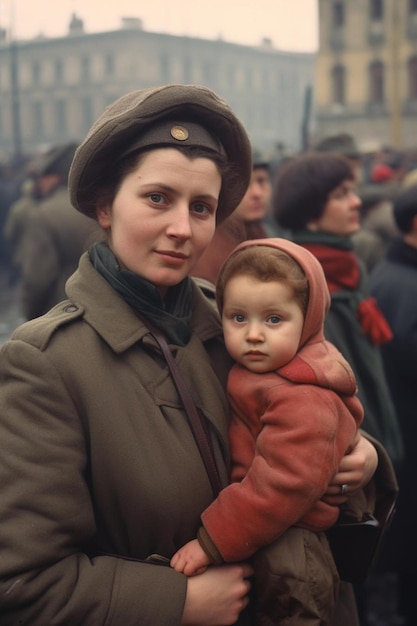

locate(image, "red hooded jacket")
[[200, 238, 364, 562]]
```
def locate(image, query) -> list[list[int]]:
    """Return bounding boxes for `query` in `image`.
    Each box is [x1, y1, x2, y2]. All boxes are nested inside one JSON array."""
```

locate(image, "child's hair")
[[216, 245, 309, 316]]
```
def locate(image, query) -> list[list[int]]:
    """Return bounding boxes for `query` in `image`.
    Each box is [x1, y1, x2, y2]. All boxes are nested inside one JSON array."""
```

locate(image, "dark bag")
[[326, 432, 398, 584], [326, 512, 383, 583]]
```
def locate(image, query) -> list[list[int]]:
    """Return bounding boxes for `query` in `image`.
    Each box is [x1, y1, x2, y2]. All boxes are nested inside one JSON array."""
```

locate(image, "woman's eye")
[[191, 202, 211, 216], [149, 193, 165, 204], [335, 186, 350, 199]]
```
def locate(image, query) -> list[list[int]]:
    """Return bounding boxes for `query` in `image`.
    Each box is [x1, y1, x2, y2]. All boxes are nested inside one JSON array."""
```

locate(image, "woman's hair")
[[273, 153, 355, 231], [216, 245, 309, 316], [93, 145, 234, 214]]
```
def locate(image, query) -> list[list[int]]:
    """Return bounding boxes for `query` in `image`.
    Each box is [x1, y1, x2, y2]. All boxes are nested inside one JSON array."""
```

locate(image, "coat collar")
[[386, 237, 417, 269], [66, 253, 223, 353]]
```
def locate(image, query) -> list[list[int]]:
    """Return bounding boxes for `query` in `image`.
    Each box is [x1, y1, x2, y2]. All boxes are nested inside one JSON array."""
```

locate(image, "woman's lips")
[[156, 250, 189, 265]]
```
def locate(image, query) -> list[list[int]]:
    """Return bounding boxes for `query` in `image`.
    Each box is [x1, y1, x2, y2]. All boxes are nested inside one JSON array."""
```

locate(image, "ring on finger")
[[340, 483, 349, 495]]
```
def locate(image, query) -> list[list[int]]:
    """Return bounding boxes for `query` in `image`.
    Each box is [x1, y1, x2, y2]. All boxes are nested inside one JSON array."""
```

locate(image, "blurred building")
[[315, 0, 417, 149], [0, 15, 314, 160]]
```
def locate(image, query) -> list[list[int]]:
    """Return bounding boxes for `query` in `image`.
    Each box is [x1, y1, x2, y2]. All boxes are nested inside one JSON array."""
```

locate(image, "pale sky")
[[1, 0, 318, 52]]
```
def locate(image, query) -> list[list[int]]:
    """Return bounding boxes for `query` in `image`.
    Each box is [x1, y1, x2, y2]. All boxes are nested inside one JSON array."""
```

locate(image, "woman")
[[273, 152, 401, 624], [272, 152, 403, 472], [0, 86, 377, 625]]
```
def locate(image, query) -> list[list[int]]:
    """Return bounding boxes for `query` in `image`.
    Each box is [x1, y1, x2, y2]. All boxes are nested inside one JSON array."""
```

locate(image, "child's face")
[[222, 275, 304, 374]]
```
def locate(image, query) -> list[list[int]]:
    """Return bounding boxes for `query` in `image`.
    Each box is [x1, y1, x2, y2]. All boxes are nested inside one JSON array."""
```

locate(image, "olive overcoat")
[[0, 252, 232, 625]]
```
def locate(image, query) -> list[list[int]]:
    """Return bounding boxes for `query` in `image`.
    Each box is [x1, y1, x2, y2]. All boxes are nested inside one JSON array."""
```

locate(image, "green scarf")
[[89, 242, 193, 346], [291, 230, 353, 250]]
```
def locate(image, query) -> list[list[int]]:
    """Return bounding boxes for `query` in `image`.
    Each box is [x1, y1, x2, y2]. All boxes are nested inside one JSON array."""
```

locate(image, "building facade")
[[316, 0, 417, 149], [0, 16, 314, 160]]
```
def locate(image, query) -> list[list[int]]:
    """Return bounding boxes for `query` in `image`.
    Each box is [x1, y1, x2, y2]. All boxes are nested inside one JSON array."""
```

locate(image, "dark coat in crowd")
[[322, 267, 404, 473], [20, 186, 101, 319], [370, 238, 417, 587]]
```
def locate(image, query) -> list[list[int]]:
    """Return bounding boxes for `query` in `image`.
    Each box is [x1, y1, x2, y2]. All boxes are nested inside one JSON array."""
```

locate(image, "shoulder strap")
[[141, 318, 223, 498]]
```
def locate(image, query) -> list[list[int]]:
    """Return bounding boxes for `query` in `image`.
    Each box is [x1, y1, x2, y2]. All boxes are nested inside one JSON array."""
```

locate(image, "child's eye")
[[268, 315, 281, 324], [233, 314, 246, 323]]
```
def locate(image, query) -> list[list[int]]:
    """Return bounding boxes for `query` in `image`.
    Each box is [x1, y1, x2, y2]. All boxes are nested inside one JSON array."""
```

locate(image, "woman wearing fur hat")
[[0, 86, 377, 625]]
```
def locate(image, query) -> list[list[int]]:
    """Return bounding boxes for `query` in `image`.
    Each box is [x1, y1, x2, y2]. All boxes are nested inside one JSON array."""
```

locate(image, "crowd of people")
[[0, 86, 416, 625]]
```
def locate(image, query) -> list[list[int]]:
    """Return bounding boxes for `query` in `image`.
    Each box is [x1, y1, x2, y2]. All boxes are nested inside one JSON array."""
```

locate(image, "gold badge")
[[170, 125, 189, 141]]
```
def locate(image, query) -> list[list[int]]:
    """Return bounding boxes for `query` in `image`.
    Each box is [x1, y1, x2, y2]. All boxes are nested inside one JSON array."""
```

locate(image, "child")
[[171, 238, 364, 624]]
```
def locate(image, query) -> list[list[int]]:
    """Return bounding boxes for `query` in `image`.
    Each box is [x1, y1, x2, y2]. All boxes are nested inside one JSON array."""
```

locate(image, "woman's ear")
[[96, 204, 111, 229]]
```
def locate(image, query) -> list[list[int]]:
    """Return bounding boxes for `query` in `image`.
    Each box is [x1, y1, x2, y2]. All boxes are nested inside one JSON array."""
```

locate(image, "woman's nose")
[[166, 205, 192, 239], [350, 192, 362, 209]]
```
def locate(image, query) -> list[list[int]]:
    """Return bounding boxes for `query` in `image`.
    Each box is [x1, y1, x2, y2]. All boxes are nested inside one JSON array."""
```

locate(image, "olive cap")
[[69, 84, 252, 222]]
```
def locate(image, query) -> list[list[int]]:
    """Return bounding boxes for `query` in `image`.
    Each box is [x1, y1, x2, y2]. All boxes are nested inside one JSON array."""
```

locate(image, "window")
[[183, 57, 192, 83], [333, 1, 345, 27], [81, 96, 94, 130], [370, 0, 383, 21], [159, 53, 169, 83], [332, 64, 345, 104], [104, 53, 115, 75], [369, 61, 384, 102], [55, 100, 67, 133], [203, 60, 213, 85], [54, 59, 64, 82], [31, 60, 41, 85], [33, 101, 43, 137], [409, 56, 417, 99], [80, 56, 90, 81]]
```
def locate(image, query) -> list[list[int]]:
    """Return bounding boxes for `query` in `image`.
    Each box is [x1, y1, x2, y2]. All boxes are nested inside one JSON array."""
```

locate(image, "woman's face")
[[97, 148, 222, 295], [308, 179, 362, 236]]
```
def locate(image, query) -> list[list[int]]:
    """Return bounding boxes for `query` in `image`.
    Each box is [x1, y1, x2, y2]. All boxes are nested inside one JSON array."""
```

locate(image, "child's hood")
[[226, 238, 357, 394], [227, 238, 329, 348]]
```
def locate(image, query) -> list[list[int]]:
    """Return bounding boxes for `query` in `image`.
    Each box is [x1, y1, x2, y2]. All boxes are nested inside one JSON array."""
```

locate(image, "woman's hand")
[[322, 433, 378, 505], [181, 563, 253, 625]]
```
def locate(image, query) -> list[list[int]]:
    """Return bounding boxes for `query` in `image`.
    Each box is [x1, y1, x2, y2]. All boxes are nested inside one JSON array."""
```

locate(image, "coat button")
[[63, 304, 78, 313]]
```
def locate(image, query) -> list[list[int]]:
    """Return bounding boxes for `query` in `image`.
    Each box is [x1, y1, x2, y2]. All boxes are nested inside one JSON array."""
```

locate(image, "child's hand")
[[171, 539, 210, 576]]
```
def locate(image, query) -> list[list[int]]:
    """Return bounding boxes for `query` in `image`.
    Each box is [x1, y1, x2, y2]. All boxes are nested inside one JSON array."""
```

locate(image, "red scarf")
[[302, 244, 393, 346]]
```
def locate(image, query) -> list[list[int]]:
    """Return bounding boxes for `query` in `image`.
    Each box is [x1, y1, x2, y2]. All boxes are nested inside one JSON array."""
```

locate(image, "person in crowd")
[[352, 184, 399, 273], [191, 212, 246, 301], [3, 176, 39, 284], [19, 142, 102, 319], [402, 165, 417, 189], [368, 149, 407, 188], [191, 151, 279, 300], [272, 152, 404, 625], [314, 133, 362, 182], [0, 162, 21, 278], [272, 152, 403, 472], [230, 150, 276, 239], [369, 183, 417, 626], [172, 238, 366, 624], [0, 85, 378, 626]]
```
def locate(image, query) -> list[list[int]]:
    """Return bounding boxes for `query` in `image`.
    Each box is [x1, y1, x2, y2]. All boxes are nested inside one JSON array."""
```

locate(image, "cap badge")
[[170, 125, 189, 141]]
